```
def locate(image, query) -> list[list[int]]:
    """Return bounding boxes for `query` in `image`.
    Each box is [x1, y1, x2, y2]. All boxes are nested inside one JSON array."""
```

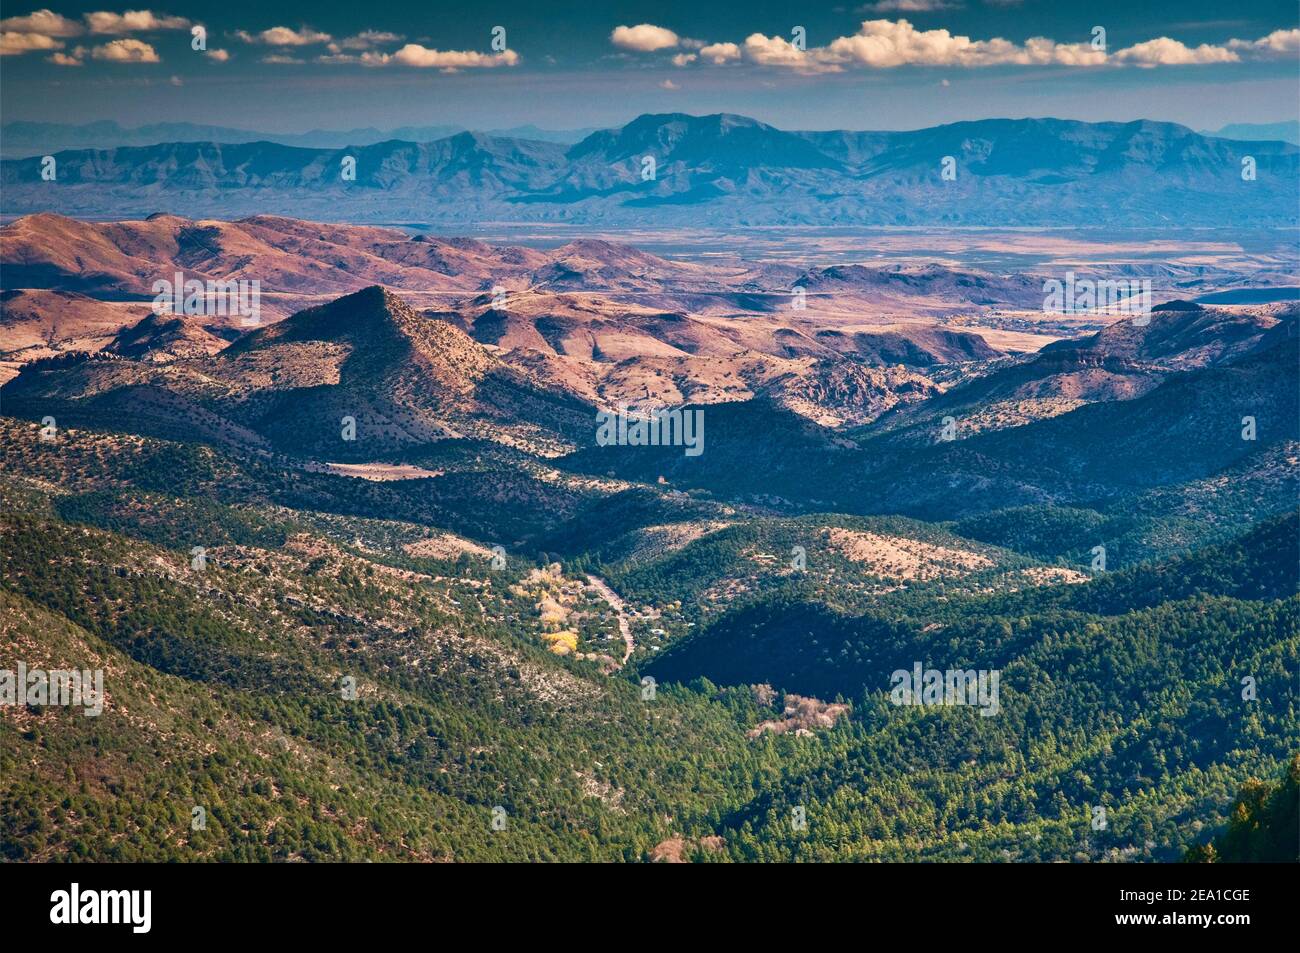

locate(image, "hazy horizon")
[[2, 2, 1297, 133], [5, 111, 1300, 138]]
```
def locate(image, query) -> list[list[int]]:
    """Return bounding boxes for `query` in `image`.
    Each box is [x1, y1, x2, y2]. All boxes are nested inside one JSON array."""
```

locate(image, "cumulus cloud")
[[260, 53, 304, 64], [743, 32, 831, 71], [671, 52, 697, 66], [85, 11, 190, 34], [0, 9, 82, 36], [1017, 37, 1108, 67], [3, 8, 195, 55], [91, 37, 160, 62], [699, 41, 741, 64], [0, 31, 63, 55], [338, 44, 519, 69], [611, 24, 679, 52], [817, 19, 1105, 70], [205, 47, 229, 62], [1111, 38, 1238, 67], [667, 17, 1293, 73], [1227, 28, 1300, 57], [235, 26, 331, 46], [659, 78, 680, 89], [390, 44, 518, 68]]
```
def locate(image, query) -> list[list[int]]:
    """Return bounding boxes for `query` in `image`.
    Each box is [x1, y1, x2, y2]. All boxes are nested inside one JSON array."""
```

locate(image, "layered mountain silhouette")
[[558, 306, 1299, 521], [0, 213, 710, 296], [11, 213, 1094, 424], [5, 113, 1295, 226], [0, 119, 595, 157], [2, 286, 594, 457], [104, 311, 227, 363], [869, 303, 1290, 440], [2, 212, 1059, 310]]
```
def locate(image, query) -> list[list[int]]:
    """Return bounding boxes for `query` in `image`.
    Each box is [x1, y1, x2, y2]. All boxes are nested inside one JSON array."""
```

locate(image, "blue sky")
[[1, 2, 1297, 132]]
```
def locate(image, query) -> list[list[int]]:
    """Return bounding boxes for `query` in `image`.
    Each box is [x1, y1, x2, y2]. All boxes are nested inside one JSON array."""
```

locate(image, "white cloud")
[[743, 32, 838, 72], [678, 17, 1295, 73], [822, 19, 1108, 69], [236, 26, 331, 46], [0, 9, 82, 36], [1018, 37, 1108, 66], [205, 47, 229, 62], [1227, 28, 1300, 57], [671, 52, 697, 66], [1112, 37, 1238, 67], [260, 54, 304, 64], [85, 11, 190, 35], [353, 44, 519, 69], [611, 24, 679, 52], [729, 19, 1108, 72], [91, 37, 160, 62], [395, 44, 518, 68], [0, 31, 63, 55], [659, 78, 680, 89], [699, 41, 741, 64], [0, 7, 191, 56]]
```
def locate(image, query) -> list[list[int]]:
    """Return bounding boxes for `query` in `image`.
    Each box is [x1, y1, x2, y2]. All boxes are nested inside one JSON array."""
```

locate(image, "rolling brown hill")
[[0, 212, 549, 295], [0, 289, 154, 382], [439, 289, 964, 424], [868, 304, 1291, 442], [104, 311, 228, 363], [2, 286, 595, 457]]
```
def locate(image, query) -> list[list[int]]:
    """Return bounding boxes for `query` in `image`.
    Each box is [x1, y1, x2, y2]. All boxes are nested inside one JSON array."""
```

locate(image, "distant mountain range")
[[0, 119, 597, 157], [3, 113, 1296, 227], [1201, 121, 1300, 146]]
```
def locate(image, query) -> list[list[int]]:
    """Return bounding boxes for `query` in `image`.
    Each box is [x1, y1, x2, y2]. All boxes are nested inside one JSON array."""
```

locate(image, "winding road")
[[585, 574, 634, 667]]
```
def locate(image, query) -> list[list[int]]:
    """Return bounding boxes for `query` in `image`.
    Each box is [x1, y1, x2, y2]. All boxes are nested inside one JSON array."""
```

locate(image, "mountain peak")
[[228, 285, 507, 386], [567, 111, 840, 172], [623, 111, 772, 131], [106, 310, 225, 362], [443, 129, 495, 150], [227, 284, 408, 351]]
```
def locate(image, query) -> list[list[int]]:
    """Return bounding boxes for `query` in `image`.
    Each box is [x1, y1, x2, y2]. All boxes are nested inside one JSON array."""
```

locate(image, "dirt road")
[[585, 574, 634, 666]]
